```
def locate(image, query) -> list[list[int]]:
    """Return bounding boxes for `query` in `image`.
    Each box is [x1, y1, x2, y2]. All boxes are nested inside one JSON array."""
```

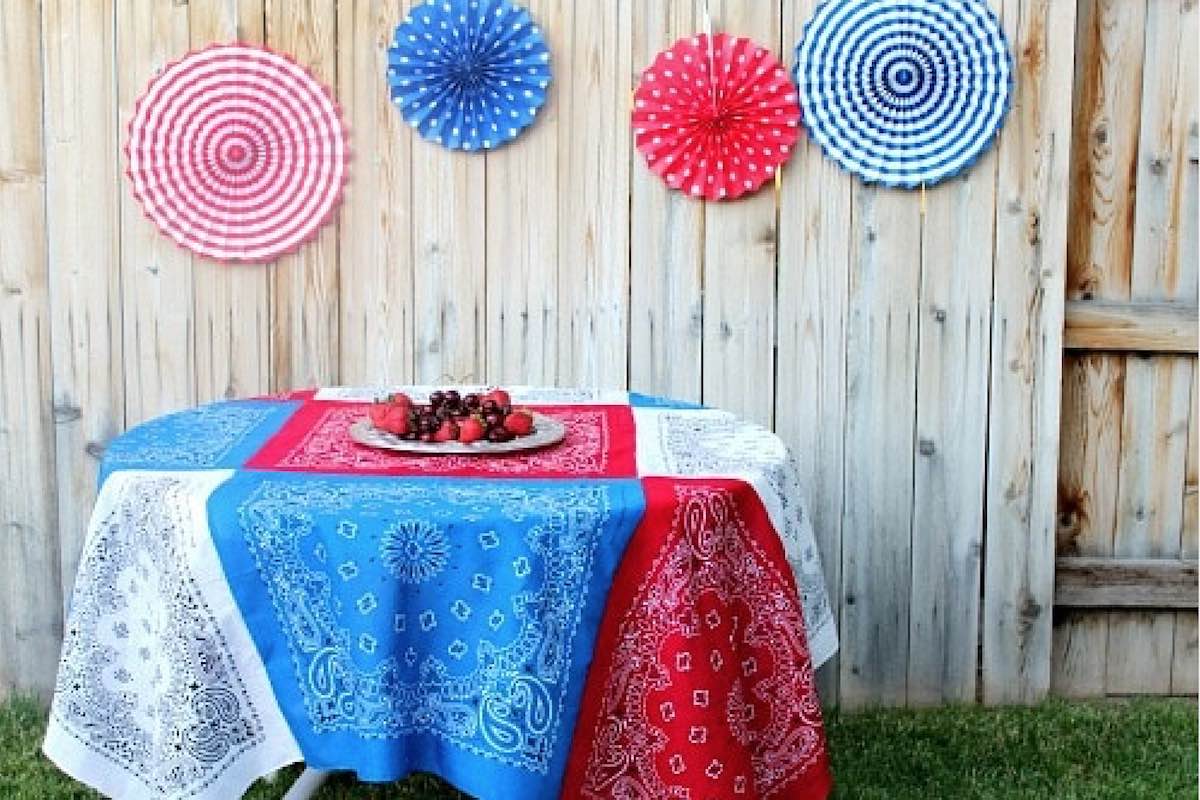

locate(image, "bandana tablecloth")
[[45, 387, 836, 800]]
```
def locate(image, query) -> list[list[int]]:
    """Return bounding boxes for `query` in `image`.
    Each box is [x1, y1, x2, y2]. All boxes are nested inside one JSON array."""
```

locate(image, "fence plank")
[[908, 157, 997, 706], [41, 0, 123, 602], [1172, 369, 1198, 694], [337, 0, 415, 387], [1053, 354, 1123, 696], [485, 0, 561, 387], [411, 126, 485, 383], [1108, 0, 1197, 696], [0, 0, 62, 699], [983, 0, 1075, 704], [1064, 301, 1197, 353], [627, 2, 703, 402], [1053, 0, 1145, 699], [117, 0, 194, 423], [839, 188, 921, 708], [266, 0, 340, 391], [699, 1, 779, 427], [1171, 0, 1200, 699], [555, 0, 632, 389], [776, 0, 852, 705], [190, 0, 270, 403], [1055, 558, 1198, 608]]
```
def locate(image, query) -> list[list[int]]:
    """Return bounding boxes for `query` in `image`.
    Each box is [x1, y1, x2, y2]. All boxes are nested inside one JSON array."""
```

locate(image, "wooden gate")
[[1053, 0, 1198, 697]]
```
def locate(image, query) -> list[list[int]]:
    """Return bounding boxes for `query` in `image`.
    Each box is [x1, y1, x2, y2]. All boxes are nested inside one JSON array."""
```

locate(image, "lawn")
[[1, 697, 1194, 799]]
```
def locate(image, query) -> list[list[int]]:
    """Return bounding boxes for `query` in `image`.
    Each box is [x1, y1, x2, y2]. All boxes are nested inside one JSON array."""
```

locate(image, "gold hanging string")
[[920, 181, 926, 218]]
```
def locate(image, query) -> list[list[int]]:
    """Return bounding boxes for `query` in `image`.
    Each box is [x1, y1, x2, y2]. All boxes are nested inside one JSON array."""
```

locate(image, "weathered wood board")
[[1, 0, 1195, 706]]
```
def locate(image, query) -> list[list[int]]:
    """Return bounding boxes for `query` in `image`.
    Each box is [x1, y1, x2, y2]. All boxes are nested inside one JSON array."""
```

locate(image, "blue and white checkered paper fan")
[[794, 0, 1012, 188], [388, 0, 551, 152]]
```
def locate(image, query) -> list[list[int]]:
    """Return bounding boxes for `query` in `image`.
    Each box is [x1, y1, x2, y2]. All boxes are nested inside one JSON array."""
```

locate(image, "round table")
[[44, 387, 836, 800]]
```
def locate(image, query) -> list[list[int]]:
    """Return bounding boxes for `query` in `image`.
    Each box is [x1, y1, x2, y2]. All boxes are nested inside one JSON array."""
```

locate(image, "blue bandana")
[[209, 472, 645, 797]]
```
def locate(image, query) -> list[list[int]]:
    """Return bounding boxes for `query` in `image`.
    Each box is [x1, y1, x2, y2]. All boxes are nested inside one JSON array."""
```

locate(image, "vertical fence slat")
[[411, 121, 485, 383], [983, 0, 1075, 705], [776, 0, 852, 705], [555, 0, 633, 389], [1052, 0, 1144, 698], [839, 189, 921, 708], [190, 0, 270, 403], [907, 151, 997, 706], [485, 0, 561, 387], [627, 2, 703, 402], [337, 0, 415, 387], [42, 0, 123, 602], [1172, 368, 1198, 695], [267, 0, 339, 391], [118, 0, 194, 423], [699, 1, 778, 427], [1172, 50, 1199, 696], [1108, 0, 1197, 694], [0, 0, 62, 699]]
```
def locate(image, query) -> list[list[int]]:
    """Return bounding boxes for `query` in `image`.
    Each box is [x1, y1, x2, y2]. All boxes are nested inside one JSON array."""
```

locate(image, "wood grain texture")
[[411, 129, 485, 385], [4, 0, 1196, 707], [1064, 300, 1197, 352], [908, 157, 996, 706], [0, 0, 62, 699], [1055, 558, 1198, 608], [266, 0, 340, 391], [117, 0, 195, 423], [41, 0, 123, 601], [485, 0, 561, 387], [190, 0, 271, 403], [698, 0, 780, 427], [627, 1, 703, 402], [1172, 368, 1198, 694], [983, 0, 1075, 705], [776, 0, 852, 706], [839, 188, 921, 708], [1107, 0, 1197, 696], [338, 0, 415, 387], [1052, 0, 1143, 699], [555, 0, 632, 389], [1053, 354, 1123, 697]]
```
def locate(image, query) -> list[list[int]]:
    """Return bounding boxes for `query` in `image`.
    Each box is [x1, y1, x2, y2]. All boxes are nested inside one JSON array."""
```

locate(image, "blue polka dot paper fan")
[[388, 0, 552, 151], [794, 0, 1013, 188]]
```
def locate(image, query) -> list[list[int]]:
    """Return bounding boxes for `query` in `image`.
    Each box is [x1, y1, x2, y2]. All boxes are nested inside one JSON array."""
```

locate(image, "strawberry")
[[458, 416, 485, 444], [484, 388, 511, 408], [368, 402, 391, 429], [432, 419, 459, 443], [380, 406, 411, 436], [503, 410, 534, 436], [387, 392, 414, 410]]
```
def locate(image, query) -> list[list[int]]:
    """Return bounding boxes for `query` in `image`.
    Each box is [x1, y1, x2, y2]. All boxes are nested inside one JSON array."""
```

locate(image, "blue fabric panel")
[[628, 391, 705, 410], [208, 473, 646, 798], [100, 400, 300, 485]]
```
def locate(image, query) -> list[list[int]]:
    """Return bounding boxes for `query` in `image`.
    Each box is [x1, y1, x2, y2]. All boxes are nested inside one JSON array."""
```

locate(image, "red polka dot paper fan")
[[633, 33, 801, 201], [125, 43, 349, 264]]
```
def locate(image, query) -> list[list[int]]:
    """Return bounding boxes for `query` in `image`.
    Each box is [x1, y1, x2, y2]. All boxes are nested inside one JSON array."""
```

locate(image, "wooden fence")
[[0, 0, 1195, 708]]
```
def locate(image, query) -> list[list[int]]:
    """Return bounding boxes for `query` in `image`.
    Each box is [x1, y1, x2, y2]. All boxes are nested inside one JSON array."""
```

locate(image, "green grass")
[[2, 697, 1194, 798]]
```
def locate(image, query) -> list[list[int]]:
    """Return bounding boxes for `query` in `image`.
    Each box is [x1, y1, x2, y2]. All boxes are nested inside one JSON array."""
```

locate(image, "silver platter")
[[349, 412, 566, 456]]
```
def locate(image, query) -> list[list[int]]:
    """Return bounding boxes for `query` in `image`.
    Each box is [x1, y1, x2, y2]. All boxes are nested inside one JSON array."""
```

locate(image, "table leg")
[[282, 767, 331, 800]]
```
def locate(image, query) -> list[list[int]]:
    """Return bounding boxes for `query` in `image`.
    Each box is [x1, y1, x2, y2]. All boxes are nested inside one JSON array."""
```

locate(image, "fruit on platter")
[[367, 388, 537, 443]]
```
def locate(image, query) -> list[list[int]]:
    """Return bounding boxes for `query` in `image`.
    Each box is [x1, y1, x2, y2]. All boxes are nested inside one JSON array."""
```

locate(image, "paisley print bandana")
[[47, 389, 836, 800], [208, 472, 646, 797]]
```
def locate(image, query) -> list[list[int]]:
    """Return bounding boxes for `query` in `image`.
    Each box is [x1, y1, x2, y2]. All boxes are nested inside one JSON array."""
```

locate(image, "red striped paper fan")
[[125, 43, 348, 263], [633, 33, 800, 201]]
